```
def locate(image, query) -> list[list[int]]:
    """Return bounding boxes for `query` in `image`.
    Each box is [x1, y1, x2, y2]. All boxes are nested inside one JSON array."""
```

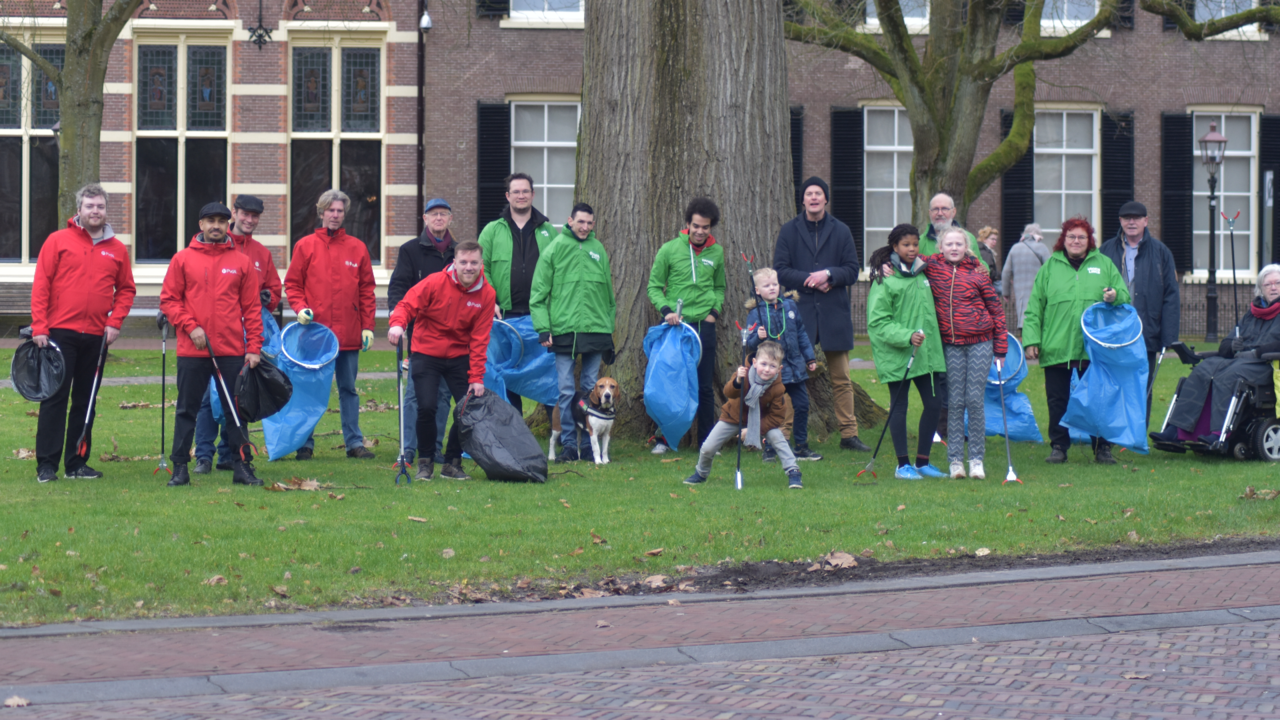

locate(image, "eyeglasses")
[[1064, 234, 1089, 241]]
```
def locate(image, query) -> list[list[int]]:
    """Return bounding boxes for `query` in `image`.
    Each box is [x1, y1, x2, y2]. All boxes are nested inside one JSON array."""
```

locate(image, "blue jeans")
[[555, 352, 602, 451], [304, 349, 364, 451], [194, 385, 232, 464], [400, 362, 450, 461], [785, 380, 810, 450]]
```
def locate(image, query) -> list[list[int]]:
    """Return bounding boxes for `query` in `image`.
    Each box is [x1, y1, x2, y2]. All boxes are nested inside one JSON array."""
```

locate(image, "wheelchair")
[[1150, 341, 1280, 461]]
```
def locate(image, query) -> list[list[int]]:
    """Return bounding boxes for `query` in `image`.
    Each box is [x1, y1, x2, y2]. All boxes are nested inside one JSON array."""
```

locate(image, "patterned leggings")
[[944, 341, 992, 463]]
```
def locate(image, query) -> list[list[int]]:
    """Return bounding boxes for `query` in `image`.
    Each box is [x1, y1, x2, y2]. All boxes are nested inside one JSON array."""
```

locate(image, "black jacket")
[[506, 206, 551, 315], [388, 228, 456, 315], [1099, 229, 1180, 352], [773, 212, 861, 352]]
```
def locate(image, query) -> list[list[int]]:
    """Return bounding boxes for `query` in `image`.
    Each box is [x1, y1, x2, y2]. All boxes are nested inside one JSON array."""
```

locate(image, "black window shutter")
[[1165, 0, 1194, 30], [1100, 111, 1135, 242], [1004, 1, 1024, 26], [790, 106, 804, 215], [1112, 0, 1135, 28], [1161, 112, 1194, 272], [1260, 115, 1280, 264], [830, 108, 863, 266], [476, 102, 510, 228], [477, 0, 508, 18], [1000, 109, 1034, 259]]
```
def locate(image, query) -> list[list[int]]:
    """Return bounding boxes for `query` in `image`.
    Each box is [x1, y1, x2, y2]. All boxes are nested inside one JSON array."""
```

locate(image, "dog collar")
[[578, 398, 615, 420]]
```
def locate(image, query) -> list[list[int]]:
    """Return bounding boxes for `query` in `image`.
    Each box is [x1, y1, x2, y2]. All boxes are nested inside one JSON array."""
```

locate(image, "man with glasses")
[[920, 193, 987, 269], [1100, 201, 1180, 420]]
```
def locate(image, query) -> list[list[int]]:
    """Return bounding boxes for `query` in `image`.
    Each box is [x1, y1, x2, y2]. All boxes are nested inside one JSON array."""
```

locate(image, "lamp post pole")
[[1206, 173, 1219, 343]]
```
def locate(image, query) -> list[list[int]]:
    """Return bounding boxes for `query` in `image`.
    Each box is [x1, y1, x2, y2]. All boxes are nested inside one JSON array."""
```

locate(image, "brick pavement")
[[18, 620, 1280, 719], [3, 563, 1279, 689]]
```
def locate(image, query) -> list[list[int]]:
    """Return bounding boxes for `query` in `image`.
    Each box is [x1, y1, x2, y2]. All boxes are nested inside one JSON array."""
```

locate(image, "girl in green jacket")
[[867, 224, 948, 480]]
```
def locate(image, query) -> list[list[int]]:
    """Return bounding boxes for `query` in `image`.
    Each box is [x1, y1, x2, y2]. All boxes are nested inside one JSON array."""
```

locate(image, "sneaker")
[[1094, 445, 1117, 465], [949, 461, 966, 479], [232, 462, 263, 486], [65, 465, 104, 479], [895, 464, 923, 480], [440, 462, 470, 480], [193, 458, 213, 475], [346, 446, 376, 459], [215, 460, 233, 472], [37, 465, 56, 483], [916, 464, 946, 478], [651, 441, 672, 455], [787, 470, 803, 489], [556, 446, 580, 463], [969, 459, 986, 479], [168, 464, 191, 487], [416, 459, 434, 481], [839, 436, 871, 452], [1045, 447, 1067, 464], [295, 447, 313, 461], [1150, 426, 1180, 443], [683, 471, 707, 485], [794, 447, 823, 461], [761, 445, 777, 463]]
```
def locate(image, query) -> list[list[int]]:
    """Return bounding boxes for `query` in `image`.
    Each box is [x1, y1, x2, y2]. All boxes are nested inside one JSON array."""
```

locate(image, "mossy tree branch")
[[1141, 0, 1280, 39]]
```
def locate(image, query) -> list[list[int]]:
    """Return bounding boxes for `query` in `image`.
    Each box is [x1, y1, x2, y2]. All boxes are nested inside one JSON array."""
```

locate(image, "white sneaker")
[[949, 461, 966, 479], [969, 460, 985, 479], [651, 442, 671, 455]]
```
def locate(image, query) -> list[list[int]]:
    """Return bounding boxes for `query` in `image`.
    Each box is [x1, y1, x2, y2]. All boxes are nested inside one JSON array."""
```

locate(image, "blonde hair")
[[977, 226, 998, 244], [752, 267, 777, 285], [756, 340, 785, 364], [937, 226, 973, 256], [316, 189, 350, 218]]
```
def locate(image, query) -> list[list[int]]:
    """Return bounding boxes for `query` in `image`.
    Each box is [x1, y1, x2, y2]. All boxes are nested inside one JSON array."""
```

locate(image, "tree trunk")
[[578, 0, 794, 440]]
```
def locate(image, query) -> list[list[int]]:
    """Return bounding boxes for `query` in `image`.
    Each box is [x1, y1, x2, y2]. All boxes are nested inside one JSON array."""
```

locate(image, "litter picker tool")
[[994, 352, 1022, 485], [205, 342, 258, 462], [73, 336, 110, 459], [394, 335, 411, 485], [154, 313, 171, 475], [1222, 210, 1242, 324], [1146, 346, 1166, 406], [733, 320, 759, 491], [857, 331, 922, 479]]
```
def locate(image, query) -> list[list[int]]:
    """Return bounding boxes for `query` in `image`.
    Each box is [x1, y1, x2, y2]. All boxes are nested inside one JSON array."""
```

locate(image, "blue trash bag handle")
[[492, 319, 524, 365], [989, 332, 1024, 386], [279, 322, 340, 370], [1080, 302, 1144, 349], [680, 322, 703, 364]]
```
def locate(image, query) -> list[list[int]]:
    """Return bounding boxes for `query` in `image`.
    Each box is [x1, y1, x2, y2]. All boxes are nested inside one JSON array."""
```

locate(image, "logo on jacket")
[[701, 258, 715, 267], [100, 250, 115, 259], [788, 310, 795, 319], [588, 251, 600, 262], [466, 301, 483, 309], [345, 260, 359, 269], [221, 268, 238, 275], [1088, 267, 1101, 274]]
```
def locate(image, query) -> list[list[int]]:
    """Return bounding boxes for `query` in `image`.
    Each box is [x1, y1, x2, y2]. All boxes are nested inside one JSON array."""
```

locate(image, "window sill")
[[1204, 26, 1269, 42], [855, 20, 929, 35], [1039, 23, 1110, 39], [499, 18, 584, 30], [1181, 271, 1257, 284]]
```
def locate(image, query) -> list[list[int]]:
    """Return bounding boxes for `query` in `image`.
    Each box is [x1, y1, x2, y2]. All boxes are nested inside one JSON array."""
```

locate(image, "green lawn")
[[2, 348, 1278, 626]]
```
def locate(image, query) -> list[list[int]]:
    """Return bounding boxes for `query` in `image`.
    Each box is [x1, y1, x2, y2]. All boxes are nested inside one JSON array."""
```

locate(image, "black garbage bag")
[[455, 391, 547, 483], [11, 337, 66, 402], [235, 358, 294, 423]]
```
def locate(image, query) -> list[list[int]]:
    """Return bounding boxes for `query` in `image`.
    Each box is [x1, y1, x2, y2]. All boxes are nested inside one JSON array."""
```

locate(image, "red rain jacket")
[[388, 264, 496, 383], [229, 232, 282, 311], [922, 253, 1009, 356], [283, 228, 376, 351], [30, 217, 136, 337], [160, 235, 265, 358]]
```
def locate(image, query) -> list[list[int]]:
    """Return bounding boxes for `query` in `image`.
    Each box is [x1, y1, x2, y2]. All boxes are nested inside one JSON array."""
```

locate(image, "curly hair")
[[1052, 217, 1097, 254], [868, 223, 921, 284], [684, 197, 720, 227]]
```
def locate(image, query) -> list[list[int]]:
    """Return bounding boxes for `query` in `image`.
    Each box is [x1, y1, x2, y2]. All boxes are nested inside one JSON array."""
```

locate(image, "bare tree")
[[1, 0, 144, 221], [785, 0, 1280, 224]]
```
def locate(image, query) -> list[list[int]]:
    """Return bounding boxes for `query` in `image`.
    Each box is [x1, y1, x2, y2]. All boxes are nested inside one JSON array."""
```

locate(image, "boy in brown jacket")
[[684, 341, 804, 489]]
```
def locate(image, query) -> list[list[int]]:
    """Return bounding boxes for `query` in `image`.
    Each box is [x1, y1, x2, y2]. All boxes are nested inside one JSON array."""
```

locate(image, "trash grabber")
[[1146, 346, 1166, 406], [1222, 210, 1241, 323], [857, 333, 922, 479], [74, 336, 111, 459], [733, 320, 758, 491], [154, 313, 171, 475], [205, 342, 258, 463], [395, 335, 411, 486], [740, 252, 767, 325], [994, 354, 1021, 485]]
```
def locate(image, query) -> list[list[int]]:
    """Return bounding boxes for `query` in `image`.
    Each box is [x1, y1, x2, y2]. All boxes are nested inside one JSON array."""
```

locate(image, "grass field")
[[1, 348, 1277, 626]]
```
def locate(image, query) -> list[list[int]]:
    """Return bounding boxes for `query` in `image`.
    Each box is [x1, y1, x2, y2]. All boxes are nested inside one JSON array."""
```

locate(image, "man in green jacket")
[[477, 172, 558, 410], [531, 203, 616, 463], [647, 197, 726, 450], [921, 193, 988, 268]]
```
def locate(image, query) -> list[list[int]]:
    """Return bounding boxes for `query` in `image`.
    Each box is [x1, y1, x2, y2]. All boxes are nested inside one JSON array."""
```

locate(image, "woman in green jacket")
[[1022, 217, 1129, 465], [867, 224, 948, 480]]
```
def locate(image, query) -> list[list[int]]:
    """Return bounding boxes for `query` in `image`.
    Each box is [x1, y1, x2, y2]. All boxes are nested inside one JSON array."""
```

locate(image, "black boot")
[[168, 463, 190, 487], [233, 461, 263, 486]]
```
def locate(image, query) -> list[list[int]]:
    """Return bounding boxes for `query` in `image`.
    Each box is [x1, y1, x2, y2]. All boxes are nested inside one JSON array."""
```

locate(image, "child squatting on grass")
[[683, 340, 804, 489], [745, 267, 822, 463]]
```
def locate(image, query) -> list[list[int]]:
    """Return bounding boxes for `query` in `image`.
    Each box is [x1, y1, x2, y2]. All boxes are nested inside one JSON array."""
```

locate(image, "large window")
[[511, 0, 584, 22], [289, 45, 383, 262], [1033, 110, 1098, 246], [0, 43, 61, 263], [510, 102, 579, 226], [1193, 112, 1256, 274], [134, 42, 229, 262], [863, 106, 913, 261], [865, 0, 928, 31]]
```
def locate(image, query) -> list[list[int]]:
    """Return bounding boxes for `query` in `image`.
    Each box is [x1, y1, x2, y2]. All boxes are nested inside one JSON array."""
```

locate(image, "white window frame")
[[504, 0, 584, 28], [859, 1, 929, 34], [1197, 0, 1270, 42], [862, 104, 914, 265], [0, 23, 62, 266], [1190, 109, 1259, 280], [1038, 0, 1113, 38], [1032, 107, 1101, 248], [509, 100, 581, 228]]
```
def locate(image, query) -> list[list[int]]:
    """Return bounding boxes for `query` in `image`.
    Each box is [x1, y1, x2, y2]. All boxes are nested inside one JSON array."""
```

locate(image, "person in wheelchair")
[[1151, 264, 1280, 447]]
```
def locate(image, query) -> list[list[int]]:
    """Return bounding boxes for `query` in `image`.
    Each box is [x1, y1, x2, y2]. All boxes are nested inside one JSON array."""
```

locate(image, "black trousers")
[[172, 355, 248, 465], [36, 329, 104, 472], [1044, 362, 1109, 453], [412, 353, 469, 465], [695, 319, 718, 445], [885, 372, 943, 461]]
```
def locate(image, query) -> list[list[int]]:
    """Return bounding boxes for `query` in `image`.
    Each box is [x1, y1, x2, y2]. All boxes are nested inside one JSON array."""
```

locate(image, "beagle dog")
[[549, 377, 619, 465]]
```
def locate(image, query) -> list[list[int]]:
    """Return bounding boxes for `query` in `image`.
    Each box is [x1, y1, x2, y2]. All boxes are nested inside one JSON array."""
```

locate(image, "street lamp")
[[1199, 121, 1228, 343]]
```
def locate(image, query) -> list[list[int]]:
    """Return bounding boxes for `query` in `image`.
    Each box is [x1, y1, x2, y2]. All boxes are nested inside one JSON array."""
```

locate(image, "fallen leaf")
[[659, 457, 682, 463], [1056, 514, 1066, 522], [1084, 518, 1098, 524], [271, 585, 289, 598], [441, 548, 455, 559], [48, 588, 61, 597], [578, 588, 605, 598], [669, 493, 680, 498], [11, 448, 35, 460], [408, 516, 428, 523], [560, 499, 571, 508], [860, 549, 874, 558], [1127, 530, 1140, 541], [590, 531, 606, 545], [644, 548, 663, 556], [4, 696, 31, 708], [884, 540, 895, 549], [1059, 483, 1072, 487], [134, 600, 144, 608], [202, 575, 228, 586], [283, 571, 292, 580], [816, 550, 858, 570], [1123, 508, 1134, 518], [349, 566, 362, 574], [1121, 671, 1152, 680], [667, 599, 682, 606], [25, 410, 39, 417], [975, 548, 991, 557], [643, 574, 668, 588], [569, 547, 584, 557], [595, 619, 611, 628], [896, 504, 906, 511]]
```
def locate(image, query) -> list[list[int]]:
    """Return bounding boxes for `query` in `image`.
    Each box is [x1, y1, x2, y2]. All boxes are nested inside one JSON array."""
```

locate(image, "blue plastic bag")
[[967, 333, 1043, 443], [259, 321, 340, 460], [1062, 303, 1150, 454], [211, 308, 279, 424], [643, 323, 701, 448], [482, 316, 558, 407]]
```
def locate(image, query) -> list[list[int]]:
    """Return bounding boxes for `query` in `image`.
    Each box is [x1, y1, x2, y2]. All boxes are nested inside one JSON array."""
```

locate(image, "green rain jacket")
[[477, 211, 557, 312], [646, 232, 726, 321], [530, 226, 616, 355], [1022, 249, 1130, 367], [867, 255, 947, 383]]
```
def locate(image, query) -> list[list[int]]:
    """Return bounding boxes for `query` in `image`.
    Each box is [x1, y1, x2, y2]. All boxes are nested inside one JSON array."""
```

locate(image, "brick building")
[[0, 1, 1276, 329]]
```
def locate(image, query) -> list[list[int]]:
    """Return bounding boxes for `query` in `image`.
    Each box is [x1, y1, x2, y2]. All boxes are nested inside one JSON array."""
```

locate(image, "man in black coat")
[[1099, 200, 1180, 420], [387, 197, 456, 465], [774, 176, 870, 451]]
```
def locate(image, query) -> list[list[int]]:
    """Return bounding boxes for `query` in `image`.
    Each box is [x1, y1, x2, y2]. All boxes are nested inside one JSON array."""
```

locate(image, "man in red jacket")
[[283, 189, 377, 461], [387, 240, 495, 481], [160, 202, 266, 487], [30, 183, 136, 483]]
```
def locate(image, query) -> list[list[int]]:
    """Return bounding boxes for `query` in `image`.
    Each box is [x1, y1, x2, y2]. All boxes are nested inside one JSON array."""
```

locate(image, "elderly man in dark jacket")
[[773, 176, 870, 451], [1099, 201, 1179, 419]]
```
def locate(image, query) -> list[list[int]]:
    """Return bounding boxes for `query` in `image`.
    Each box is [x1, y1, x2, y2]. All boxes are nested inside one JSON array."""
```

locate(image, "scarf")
[[742, 366, 768, 448], [1251, 297, 1280, 321]]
